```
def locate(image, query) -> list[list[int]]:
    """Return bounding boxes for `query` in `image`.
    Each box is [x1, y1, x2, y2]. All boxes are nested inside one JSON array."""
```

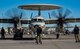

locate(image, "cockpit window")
[[38, 19, 44, 22], [31, 19, 44, 22], [31, 19, 37, 22], [33, 19, 37, 21]]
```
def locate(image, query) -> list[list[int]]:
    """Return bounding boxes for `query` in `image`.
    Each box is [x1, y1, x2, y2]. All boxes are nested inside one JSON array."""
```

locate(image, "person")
[[65, 30, 69, 35], [13, 28, 18, 39], [34, 25, 42, 44], [56, 27, 60, 39], [8, 27, 11, 35], [19, 28, 23, 39], [56, 32, 59, 39], [1, 27, 5, 39], [13, 28, 20, 39], [73, 25, 80, 42]]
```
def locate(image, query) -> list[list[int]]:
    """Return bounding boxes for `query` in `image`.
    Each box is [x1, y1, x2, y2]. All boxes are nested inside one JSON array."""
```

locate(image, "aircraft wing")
[[44, 18, 80, 24], [0, 18, 80, 24], [44, 19, 57, 24], [0, 19, 13, 23], [21, 19, 31, 24], [0, 19, 31, 24], [65, 18, 80, 23]]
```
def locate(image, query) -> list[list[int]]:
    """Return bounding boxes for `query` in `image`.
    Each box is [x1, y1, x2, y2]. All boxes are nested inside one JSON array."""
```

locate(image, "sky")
[[0, 0, 80, 28]]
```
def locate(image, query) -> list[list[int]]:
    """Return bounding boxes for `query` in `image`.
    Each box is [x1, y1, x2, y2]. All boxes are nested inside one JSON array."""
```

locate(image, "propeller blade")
[[63, 9, 71, 18], [58, 8, 63, 17], [51, 11, 59, 18], [5, 8, 14, 18]]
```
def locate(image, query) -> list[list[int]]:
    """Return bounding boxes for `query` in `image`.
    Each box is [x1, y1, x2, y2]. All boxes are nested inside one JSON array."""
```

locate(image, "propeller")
[[5, 8, 25, 28], [51, 8, 72, 32]]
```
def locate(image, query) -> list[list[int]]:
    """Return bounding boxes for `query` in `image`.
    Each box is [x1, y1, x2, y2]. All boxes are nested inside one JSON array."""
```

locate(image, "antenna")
[[30, 12, 33, 19], [38, 8, 41, 16], [48, 12, 51, 19]]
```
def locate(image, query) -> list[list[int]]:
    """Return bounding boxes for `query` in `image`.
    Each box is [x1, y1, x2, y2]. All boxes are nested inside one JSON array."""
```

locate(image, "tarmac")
[[0, 34, 80, 49], [0, 39, 80, 49], [0, 34, 76, 40]]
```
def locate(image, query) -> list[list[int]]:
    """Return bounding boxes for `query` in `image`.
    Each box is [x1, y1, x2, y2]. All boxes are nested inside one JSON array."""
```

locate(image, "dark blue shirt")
[[74, 27, 79, 34]]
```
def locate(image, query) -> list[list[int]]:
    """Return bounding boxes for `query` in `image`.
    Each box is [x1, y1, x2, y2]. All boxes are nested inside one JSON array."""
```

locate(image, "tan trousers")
[[36, 34, 42, 44], [74, 34, 79, 42]]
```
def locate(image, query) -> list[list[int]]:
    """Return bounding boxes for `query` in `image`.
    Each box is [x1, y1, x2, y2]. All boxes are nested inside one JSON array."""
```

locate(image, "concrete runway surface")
[[0, 39, 80, 49]]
